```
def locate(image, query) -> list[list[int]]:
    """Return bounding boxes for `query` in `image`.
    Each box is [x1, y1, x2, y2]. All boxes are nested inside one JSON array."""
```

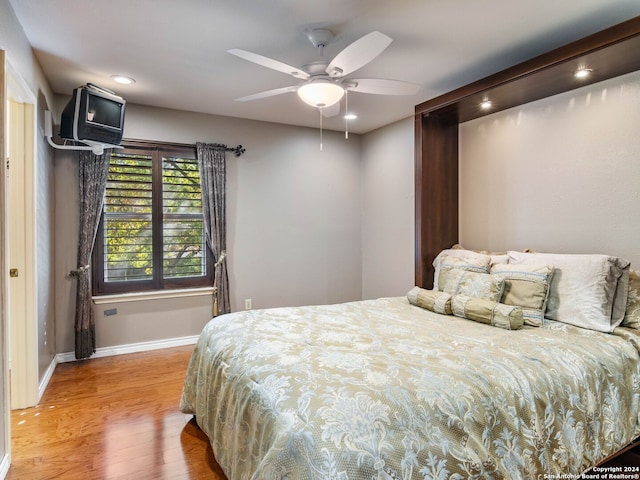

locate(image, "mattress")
[[180, 297, 640, 479]]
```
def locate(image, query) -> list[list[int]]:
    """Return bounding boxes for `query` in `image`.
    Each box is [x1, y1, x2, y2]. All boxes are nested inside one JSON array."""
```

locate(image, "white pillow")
[[508, 251, 630, 332], [451, 245, 509, 266]]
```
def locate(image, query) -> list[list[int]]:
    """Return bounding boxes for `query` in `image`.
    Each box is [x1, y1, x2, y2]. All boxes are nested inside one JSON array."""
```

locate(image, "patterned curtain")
[[196, 143, 230, 316], [74, 149, 111, 359]]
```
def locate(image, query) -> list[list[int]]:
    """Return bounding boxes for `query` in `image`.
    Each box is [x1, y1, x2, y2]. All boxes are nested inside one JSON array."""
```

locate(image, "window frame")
[[92, 140, 214, 295]]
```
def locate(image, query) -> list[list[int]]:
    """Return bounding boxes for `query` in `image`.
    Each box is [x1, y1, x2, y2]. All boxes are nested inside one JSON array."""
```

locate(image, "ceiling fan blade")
[[321, 102, 341, 118], [228, 49, 310, 80], [347, 78, 421, 95], [326, 31, 392, 78], [235, 86, 298, 102]]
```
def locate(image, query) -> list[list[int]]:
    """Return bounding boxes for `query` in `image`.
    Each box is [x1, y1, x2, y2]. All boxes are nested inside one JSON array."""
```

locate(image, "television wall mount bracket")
[[44, 110, 122, 155]]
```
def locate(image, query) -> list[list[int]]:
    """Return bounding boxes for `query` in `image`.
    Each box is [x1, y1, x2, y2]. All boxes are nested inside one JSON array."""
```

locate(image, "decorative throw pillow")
[[451, 295, 524, 330], [440, 268, 505, 302], [490, 263, 554, 327], [432, 249, 492, 291], [407, 287, 452, 315], [622, 269, 640, 330], [508, 251, 630, 332]]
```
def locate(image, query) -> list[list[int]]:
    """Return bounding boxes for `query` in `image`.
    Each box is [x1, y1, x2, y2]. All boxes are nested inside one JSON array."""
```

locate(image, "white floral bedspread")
[[179, 297, 640, 480]]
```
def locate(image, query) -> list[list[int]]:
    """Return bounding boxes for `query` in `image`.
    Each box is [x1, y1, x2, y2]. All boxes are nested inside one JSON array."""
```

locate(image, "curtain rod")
[[122, 139, 246, 157], [199, 142, 246, 157]]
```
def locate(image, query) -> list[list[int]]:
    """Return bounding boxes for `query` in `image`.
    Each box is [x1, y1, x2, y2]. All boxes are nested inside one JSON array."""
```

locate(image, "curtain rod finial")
[[233, 145, 245, 157]]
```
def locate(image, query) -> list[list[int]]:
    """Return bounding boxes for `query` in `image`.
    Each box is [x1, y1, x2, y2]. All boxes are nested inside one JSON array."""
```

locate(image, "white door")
[[7, 98, 37, 409], [6, 60, 38, 411]]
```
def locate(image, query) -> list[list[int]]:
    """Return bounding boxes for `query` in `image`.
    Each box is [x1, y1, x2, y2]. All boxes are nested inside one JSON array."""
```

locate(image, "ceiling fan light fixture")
[[297, 81, 345, 108]]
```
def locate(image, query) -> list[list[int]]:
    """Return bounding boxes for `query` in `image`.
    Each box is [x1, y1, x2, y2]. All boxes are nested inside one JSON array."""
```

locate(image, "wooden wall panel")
[[414, 111, 458, 288]]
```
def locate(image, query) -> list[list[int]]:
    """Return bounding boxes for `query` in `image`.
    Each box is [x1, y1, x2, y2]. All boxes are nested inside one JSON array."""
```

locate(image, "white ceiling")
[[9, 0, 640, 134]]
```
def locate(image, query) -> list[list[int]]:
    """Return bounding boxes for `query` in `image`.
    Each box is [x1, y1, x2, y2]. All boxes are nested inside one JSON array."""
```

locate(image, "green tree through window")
[[93, 142, 213, 294]]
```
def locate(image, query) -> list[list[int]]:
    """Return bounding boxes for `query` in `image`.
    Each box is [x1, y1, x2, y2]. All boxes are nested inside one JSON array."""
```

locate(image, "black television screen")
[[60, 84, 126, 146], [87, 94, 123, 129]]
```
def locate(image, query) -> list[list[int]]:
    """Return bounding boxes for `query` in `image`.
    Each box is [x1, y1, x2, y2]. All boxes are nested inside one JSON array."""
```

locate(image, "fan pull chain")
[[319, 108, 323, 151], [345, 91, 349, 139]]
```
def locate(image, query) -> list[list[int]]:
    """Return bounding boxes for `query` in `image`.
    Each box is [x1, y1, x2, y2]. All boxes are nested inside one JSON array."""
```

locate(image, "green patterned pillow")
[[440, 268, 505, 302], [490, 263, 554, 327], [622, 269, 640, 330], [433, 250, 492, 290], [407, 287, 452, 315], [451, 295, 524, 330]]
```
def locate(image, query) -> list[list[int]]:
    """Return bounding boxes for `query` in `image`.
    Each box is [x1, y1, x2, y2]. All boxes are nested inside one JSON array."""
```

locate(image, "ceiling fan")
[[228, 28, 421, 118]]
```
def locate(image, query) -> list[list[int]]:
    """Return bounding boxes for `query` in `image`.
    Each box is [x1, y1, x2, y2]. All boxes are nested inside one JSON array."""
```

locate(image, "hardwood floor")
[[7, 344, 639, 479], [7, 345, 228, 480]]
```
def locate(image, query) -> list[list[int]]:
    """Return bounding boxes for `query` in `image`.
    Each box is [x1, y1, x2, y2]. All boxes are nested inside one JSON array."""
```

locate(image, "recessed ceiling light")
[[111, 75, 136, 85], [344, 114, 358, 120], [574, 68, 592, 79], [480, 100, 493, 110]]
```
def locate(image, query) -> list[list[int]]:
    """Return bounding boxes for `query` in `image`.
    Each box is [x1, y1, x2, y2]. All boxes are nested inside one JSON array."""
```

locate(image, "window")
[[93, 141, 213, 295]]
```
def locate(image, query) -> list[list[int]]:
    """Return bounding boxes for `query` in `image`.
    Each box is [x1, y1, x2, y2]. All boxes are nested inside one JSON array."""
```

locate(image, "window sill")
[[93, 287, 214, 305]]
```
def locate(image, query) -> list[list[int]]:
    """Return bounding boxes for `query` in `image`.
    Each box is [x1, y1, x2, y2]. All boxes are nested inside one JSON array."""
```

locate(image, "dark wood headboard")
[[414, 16, 640, 289]]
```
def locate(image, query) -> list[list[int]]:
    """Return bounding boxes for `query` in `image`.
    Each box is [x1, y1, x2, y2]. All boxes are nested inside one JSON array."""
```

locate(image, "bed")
[[180, 248, 640, 479]]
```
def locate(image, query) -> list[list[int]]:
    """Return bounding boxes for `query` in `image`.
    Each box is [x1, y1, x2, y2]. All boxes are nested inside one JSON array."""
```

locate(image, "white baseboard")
[[38, 357, 57, 402], [55, 335, 199, 364], [0, 453, 10, 480]]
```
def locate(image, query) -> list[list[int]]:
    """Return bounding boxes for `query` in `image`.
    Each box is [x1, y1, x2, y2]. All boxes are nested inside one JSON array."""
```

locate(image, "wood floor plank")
[[7, 345, 228, 480]]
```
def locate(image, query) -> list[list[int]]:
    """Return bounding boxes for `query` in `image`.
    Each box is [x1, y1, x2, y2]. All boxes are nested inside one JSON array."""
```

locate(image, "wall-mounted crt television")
[[59, 83, 126, 146]]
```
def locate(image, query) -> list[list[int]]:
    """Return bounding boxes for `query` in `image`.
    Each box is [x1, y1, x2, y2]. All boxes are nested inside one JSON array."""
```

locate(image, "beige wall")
[[54, 103, 364, 353], [361, 117, 415, 299], [459, 69, 640, 268]]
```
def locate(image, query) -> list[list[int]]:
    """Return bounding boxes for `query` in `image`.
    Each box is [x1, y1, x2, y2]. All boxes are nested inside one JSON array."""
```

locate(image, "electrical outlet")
[[244, 299, 252, 310]]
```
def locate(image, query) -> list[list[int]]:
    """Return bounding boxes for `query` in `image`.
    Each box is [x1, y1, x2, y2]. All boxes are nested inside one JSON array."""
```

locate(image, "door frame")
[[0, 48, 10, 478]]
